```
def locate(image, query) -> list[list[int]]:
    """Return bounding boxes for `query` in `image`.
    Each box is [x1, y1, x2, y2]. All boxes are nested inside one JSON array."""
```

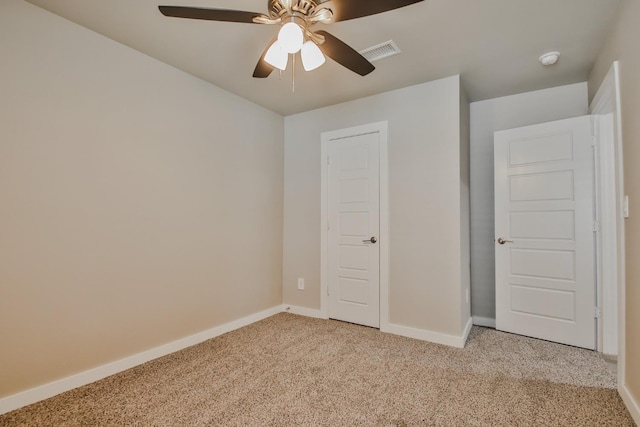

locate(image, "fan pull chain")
[[292, 53, 296, 93]]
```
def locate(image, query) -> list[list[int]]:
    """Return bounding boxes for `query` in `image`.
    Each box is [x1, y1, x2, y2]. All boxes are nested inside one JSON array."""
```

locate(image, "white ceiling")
[[25, 0, 621, 115]]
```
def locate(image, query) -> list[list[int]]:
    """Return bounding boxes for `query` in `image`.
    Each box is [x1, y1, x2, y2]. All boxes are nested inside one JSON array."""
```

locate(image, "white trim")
[[320, 121, 389, 329], [320, 133, 329, 319], [620, 384, 640, 425], [283, 305, 327, 319], [384, 318, 473, 348], [589, 62, 625, 363], [590, 62, 622, 356], [611, 62, 626, 388], [590, 62, 637, 421], [593, 113, 617, 355], [379, 124, 390, 330], [612, 62, 626, 392], [0, 305, 282, 415], [287, 304, 473, 349], [461, 317, 473, 346], [591, 114, 604, 353], [472, 316, 497, 328]]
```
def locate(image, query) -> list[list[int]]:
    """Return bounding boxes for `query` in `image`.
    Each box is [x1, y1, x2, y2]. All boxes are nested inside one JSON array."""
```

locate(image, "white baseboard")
[[0, 305, 282, 416], [288, 308, 472, 349], [473, 316, 496, 328], [382, 320, 470, 348], [620, 383, 640, 425], [283, 304, 327, 319], [461, 317, 473, 347]]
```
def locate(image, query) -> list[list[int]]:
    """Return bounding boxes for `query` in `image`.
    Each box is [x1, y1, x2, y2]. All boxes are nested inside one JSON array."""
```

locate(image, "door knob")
[[497, 237, 513, 245], [363, 236, 377, 244]]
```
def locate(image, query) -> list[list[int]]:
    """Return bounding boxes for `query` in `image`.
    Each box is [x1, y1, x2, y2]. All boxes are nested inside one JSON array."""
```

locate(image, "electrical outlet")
[[297, 278, 305, 290]]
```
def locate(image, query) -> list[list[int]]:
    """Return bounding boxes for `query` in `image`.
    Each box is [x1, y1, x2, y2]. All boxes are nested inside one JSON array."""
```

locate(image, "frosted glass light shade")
[[278, 22, 303, 54], [301, 41, 326, 71], [264, 41, 288, 70]]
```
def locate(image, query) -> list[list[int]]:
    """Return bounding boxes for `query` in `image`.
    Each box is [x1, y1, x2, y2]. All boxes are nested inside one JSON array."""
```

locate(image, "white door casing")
[[320, 122, 388, 329], [494, 115, 596, 349], [590, 61, 624, 358]]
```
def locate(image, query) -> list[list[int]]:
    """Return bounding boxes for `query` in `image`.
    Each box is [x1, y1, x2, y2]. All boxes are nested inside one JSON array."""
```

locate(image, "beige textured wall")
[[283, 76, 466, 336], [589, 0, 640, 408], [0, 0, 283, 398]]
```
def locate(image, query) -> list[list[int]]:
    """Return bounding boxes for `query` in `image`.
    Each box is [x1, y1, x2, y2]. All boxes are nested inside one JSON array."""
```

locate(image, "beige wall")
[[589, 0, 640, 411], [283, 76, 468, 336], [0, 0, 283, 398]]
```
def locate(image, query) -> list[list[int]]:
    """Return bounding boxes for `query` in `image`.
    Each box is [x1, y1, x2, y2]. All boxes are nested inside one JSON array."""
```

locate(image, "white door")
[[327, 131, 380, 328], [494, 115, 596, 349]]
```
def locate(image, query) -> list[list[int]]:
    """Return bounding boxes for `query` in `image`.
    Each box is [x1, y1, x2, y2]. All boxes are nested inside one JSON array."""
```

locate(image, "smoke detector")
[[539, 51, 560, 66]]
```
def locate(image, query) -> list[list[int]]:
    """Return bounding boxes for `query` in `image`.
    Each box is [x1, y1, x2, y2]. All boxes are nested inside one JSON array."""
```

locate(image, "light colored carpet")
[[0, 313, 634, 426]]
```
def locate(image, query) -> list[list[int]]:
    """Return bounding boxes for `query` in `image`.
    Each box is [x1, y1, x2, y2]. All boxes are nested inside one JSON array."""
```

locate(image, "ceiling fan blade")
[[316, 31, 374, 76], [159, 6, 265, 23], [253, 38, 277, 78], [316, 0, 424, 22]]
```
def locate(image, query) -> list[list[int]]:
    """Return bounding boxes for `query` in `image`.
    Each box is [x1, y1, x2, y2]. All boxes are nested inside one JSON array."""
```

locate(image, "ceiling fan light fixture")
[[278, 21, 304, 54], [301, 40, 325, 71], [264, 41, 288, 70]]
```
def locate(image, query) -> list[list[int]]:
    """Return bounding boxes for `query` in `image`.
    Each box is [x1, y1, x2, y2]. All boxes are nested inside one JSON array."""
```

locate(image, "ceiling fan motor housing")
[[269, 0, 319, 19]]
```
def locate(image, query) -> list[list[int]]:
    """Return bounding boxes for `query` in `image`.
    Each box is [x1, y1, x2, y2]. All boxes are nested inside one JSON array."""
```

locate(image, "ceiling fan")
[[159, 0, 424, 78]]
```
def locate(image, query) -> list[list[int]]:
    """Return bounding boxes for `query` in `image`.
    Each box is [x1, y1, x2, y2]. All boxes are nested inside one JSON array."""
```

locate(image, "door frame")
[[590, 62, 625, 362], [320, 121, 390, 329]]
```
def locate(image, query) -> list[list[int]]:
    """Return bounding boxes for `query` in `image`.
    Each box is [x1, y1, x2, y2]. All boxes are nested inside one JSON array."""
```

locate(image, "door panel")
[[509, 171, 574, 201], [510, 285, 575, 321], [339, 212, 369, 236], [508, 133, 573, 165], [510, 249, 575, 280], [340, 245, 368, 270], [509, 211, 575, 240], [328, 132, 380, 328], [494, 115, 595, 349]]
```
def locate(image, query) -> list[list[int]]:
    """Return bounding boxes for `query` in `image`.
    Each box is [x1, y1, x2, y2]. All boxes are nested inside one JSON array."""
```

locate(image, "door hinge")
[[594, 307, 602, 319], [593, 221, 601, 232]]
